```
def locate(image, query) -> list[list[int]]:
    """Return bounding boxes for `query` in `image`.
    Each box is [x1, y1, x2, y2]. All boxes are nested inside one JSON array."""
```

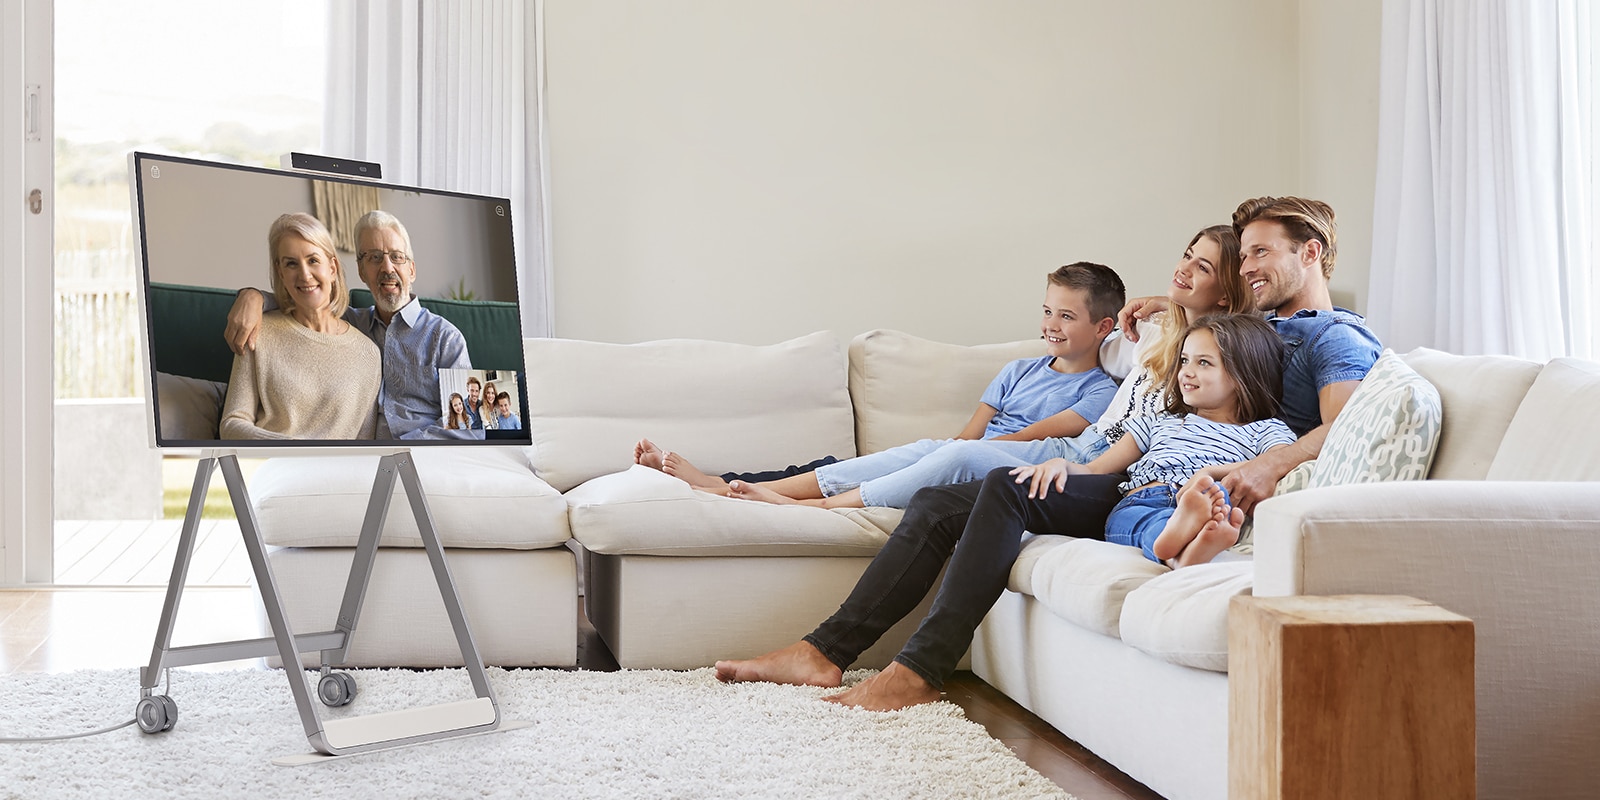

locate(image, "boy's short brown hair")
[[1046, 262, 1125, 324], [1232, 196, 1339, 279]]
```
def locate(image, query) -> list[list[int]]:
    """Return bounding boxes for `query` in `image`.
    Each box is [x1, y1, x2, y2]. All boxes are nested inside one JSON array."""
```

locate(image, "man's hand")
[[1218, 458, 1284, 515], [1116, 296, 1170, 342], [224, 288, 265, 355]]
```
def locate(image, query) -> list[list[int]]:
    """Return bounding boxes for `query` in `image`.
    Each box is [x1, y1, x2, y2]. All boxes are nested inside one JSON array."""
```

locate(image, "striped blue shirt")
[[348, 298, 473, 440], [1118, 414, 1296, 494]]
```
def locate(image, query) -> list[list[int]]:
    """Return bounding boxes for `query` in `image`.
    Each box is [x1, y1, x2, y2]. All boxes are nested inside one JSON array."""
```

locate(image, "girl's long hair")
[[446, 392, 470, 430], [1161, 314, 1284, 424], [1139, 225, 1250, 386]]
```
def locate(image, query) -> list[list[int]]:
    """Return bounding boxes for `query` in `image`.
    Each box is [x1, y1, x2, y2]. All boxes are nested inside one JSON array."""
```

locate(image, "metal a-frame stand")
[[137, 450, 517, 763]]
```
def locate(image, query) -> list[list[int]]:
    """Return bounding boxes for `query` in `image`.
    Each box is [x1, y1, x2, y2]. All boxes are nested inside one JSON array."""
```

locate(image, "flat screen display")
[[130, 151, 530, 448]]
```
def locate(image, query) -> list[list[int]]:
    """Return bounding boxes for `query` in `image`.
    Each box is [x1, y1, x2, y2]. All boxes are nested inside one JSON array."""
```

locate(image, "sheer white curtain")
[[323, 0, 552, 337], [1368, 0, 1593, 360]]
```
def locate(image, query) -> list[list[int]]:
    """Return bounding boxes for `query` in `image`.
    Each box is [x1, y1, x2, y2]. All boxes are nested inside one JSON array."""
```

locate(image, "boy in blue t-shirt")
[[641, 262, 1126, 509]]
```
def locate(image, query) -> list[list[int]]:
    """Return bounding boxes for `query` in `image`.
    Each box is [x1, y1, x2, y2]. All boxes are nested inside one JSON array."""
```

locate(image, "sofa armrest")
[[1254, 481, 1600, 599], [1251, 480, 1600, 798]]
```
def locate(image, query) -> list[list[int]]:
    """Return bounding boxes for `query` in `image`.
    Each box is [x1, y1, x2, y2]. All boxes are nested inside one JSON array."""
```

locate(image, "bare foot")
[[822, 662, 941, 711], [1152, 474, 1222, 561], [1175, 504, 1245, 567], [633, 438, 667, 470], [714, 641, 843, 687], [726, 480, 801, 505], [662, 451, 730, 491]]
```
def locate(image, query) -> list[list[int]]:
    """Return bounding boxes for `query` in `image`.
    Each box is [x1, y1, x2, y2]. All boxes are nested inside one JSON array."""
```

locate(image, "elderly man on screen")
[[226, 209, 474, 440]]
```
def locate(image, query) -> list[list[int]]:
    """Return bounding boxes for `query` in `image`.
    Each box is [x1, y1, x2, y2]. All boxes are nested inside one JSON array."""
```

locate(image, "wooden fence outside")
[[55, 248, 143, 400]]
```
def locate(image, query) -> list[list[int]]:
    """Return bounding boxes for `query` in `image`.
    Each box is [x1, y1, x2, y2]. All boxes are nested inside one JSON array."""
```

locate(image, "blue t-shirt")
[[1269, 308, 1383, 436], [978, 357, 1118, 438]]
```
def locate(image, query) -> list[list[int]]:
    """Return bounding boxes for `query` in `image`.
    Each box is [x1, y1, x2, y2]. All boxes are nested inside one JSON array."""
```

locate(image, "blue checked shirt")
[[348, 297, 473, 440]]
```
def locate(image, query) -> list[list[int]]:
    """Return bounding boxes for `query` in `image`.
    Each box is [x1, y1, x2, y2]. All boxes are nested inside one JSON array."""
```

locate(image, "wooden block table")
[[1229, 594, 1475, 800]]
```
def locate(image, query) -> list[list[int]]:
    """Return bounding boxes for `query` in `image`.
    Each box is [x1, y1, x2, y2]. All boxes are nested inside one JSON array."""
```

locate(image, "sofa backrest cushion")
[[524, 331, 856, 492], [1487, 357, 1600, 481], [1402, 347, 1541, 480], [848, 329, 1045, 455]]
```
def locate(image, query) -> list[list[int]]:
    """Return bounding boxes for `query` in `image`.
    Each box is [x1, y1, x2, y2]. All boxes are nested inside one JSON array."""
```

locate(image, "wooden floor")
[[0, 587, 1163, 799]]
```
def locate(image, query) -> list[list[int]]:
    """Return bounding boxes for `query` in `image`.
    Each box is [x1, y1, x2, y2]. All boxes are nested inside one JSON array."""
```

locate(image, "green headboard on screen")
[[147, 282, 523, 384]]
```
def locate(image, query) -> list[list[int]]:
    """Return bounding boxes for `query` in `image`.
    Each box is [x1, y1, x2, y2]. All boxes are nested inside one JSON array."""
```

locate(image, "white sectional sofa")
[[249, 332, 1600, 800]]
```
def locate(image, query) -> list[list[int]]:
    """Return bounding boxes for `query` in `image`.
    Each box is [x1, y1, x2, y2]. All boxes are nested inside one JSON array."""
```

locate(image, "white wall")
[[1299, 0, 1383, 314], [545, 0, 1319, 346]]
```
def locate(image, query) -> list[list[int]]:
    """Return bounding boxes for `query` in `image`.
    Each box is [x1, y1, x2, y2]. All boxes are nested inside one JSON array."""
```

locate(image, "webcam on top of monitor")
[[280, 151, 383, 179]]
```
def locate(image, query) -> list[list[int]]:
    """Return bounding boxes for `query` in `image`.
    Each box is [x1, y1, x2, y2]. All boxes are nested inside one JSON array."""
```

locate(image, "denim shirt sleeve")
[[1274, 310, 1383, 436]]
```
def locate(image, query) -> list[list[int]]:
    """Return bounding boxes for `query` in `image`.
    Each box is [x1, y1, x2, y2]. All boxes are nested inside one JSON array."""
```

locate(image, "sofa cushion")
[[252, 448, 570, 549], [566, 466, 901, 557], [848, 330, 1045, 456], [1307, 350, 1442, 488], [524, 332, 856, 493], [1488, 358, 1600, 480], [1119, 559, 1253, 673], [1020, 538, 1168, 638], [1403, 347, 1540, 480]]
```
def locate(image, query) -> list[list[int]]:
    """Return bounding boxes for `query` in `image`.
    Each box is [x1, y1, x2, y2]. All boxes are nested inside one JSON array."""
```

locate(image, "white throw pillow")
[[1306, 350, 1442, 489], [1119, 559, 1254, 673]]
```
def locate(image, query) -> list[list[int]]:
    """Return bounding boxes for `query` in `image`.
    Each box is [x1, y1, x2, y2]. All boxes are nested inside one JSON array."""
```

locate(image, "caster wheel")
[[318, 672, 357, 707], [136, 695, 178, 734]]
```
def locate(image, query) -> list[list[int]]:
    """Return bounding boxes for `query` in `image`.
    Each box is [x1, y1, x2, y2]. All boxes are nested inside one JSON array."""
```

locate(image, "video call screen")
[[130, 151, 531, 448]]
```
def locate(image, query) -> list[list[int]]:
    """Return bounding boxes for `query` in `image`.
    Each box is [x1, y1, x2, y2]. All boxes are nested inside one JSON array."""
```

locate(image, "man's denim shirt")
[[1269, 307, 1383, 436]]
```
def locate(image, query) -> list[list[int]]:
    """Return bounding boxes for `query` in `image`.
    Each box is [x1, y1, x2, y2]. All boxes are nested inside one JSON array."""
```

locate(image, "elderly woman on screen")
[[220, 213, 382, 440]]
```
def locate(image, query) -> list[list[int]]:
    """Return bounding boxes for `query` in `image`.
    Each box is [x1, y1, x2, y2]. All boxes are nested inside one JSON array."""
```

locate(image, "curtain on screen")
[[1368, 0, 1594, 360], [323, 0, 552, 337]]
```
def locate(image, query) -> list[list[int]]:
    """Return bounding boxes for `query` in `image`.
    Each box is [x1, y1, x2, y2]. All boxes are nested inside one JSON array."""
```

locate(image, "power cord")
[[0, 668, 168, 743]]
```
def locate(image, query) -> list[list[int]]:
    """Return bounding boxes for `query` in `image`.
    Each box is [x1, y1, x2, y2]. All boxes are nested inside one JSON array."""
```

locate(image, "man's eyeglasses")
[[358, 250, 412, 266]]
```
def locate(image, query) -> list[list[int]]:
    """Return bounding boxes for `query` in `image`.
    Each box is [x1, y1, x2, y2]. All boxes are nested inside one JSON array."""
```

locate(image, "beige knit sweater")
[[220, 311, 382, 440]]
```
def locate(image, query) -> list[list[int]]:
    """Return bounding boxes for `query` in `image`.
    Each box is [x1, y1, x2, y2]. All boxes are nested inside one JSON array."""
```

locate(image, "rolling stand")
[[138, 450, 523, 764]]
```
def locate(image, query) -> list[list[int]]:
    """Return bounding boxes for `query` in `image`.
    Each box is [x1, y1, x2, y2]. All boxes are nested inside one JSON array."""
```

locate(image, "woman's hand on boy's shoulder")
[[1116, 296, 1170, 342]]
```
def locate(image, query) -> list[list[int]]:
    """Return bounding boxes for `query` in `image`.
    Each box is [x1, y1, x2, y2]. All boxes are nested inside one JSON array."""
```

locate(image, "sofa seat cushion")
[[1014, 538, 1168, 638], [524, 332, 856, 493], [1119, 560, 1254, 673], [1488, 358, 1600, 481], [252, 448, 570, 549], [566, 466, 902, 557]]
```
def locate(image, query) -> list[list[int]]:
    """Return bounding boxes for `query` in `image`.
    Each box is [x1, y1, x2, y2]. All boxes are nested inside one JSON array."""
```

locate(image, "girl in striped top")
[[1012, 314, 1294, 567]]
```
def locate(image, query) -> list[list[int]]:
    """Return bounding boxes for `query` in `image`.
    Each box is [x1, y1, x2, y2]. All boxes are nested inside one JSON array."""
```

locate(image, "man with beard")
[[225, 210, 473, 440]]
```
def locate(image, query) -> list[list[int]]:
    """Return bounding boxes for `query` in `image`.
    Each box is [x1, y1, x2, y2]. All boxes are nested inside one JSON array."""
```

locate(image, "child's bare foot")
[[822, 662, 941, 711], [714, 641, 843, 687], [1175, 505, 1245, 567], [633, 438, 667, 470], [726, 480, 801, 505], [662, 451, 730, 491], [1152, 474, 1222, 561]]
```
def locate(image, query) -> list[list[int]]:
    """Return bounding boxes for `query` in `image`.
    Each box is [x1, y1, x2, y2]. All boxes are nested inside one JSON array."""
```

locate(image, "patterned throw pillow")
[[1305, 350, 1442, 488]]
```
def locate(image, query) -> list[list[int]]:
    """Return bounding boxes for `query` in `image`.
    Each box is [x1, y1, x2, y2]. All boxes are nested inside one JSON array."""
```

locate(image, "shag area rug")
[[0, 667, 1074, 799]]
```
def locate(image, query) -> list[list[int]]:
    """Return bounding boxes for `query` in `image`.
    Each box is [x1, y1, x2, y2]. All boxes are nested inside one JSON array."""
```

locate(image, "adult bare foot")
[[714, 641, 843, 687], [726, 480, 801, 505], [1152, 474, 1221, 560], [1175, 504, 1245, 567], [633, 438, 667, 470], [822, 662, 941, 711], [662, 451, 730, 491]]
